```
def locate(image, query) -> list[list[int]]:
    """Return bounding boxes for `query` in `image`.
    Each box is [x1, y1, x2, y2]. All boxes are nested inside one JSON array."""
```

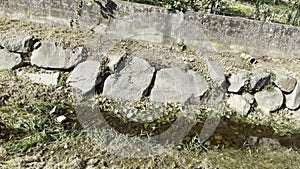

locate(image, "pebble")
[[57, 115, 67, 123]]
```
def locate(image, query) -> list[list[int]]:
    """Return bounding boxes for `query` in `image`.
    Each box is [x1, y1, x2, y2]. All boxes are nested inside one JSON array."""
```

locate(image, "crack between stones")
[[142, 69, 157, 99]]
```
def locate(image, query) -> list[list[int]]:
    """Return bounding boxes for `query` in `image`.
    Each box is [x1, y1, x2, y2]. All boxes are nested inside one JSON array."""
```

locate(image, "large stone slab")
[[286, 81, 300, 110], [0, 34, 34, 53], [0, 49, 22, 69], [287, 109, 300, 121], [31, 41, 87, 69], [105, 50, 127, 71], [67, 60, 101, 94], [150, 67, 208, 103], [250, 71, 270, 90], [205, 57, 227, 90], [103, 57, 155, 101], [228, 71, 248, 93], [17, 71, 59, 86], [274, 71, 297, 93], [254, 87, 283, 114], [242, 93, 254, 104], [227, 94, 251, 116]]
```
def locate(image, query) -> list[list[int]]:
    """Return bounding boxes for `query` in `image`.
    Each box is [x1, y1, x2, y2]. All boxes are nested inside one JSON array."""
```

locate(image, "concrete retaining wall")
[[0, 0, 299, 58]]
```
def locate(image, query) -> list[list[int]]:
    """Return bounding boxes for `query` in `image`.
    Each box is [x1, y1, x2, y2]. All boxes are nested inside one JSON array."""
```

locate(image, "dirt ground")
[[2, 136, 300, 169]]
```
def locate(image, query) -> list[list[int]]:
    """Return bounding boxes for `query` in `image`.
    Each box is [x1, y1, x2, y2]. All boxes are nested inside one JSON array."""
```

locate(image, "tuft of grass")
[[0, 69, 83, 158]]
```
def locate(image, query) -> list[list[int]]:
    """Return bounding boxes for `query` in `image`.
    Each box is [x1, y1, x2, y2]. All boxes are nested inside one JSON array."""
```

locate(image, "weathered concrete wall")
[[0, 0, 299, 58]]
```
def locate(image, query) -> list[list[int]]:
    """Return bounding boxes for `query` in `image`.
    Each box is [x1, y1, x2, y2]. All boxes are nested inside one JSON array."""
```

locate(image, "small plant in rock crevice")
[[77, 0, 84, 16]]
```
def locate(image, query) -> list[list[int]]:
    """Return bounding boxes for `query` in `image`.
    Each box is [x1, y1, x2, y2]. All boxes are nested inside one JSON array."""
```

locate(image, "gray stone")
[[228, 71, 249, 93], [205, 57, 227, 90], [106, 50, 126, 71], [274, 71, 297, 93], [287, 109, 300, 121], [242, 93, 255, 104], [103, 57, 155, 101], [0, 34, 34, 53], [0, 49, 22, 69], [57, 115, 67, 123], [67, 60, 101, 94], [150, 67, 208, 103], [31, 41, 87, 69], [250, 72, 270, 90], [247, 136, 258, 146], [17, 71, 59, 86], [227, 94, 251, 116], [258, 138, 280, 147], [286, 81, 300, 110], [254, 87, 283, 114]]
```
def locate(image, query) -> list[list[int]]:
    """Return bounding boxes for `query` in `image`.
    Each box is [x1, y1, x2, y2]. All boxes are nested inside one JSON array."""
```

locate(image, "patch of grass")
[[3, 132, 48, 154], [57, 71, 70, 86], [269, 71, 276, 82], [264, 83, 275, 91], [206, 146, 300, 168], [221, 4, 254, 17], [0, 102, 83, 156], [0, 69, 83, 158]]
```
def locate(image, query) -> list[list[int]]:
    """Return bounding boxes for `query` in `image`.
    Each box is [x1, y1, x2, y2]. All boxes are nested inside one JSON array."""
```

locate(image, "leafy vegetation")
[[76, 0, 300, 26], [123, 0, 300, 26]]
